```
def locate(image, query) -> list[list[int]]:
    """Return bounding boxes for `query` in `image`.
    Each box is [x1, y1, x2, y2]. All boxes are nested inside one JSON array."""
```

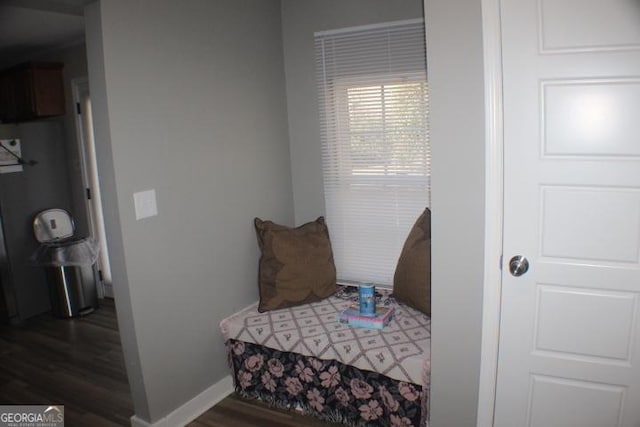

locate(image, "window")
[[315, 19, 430, 287]]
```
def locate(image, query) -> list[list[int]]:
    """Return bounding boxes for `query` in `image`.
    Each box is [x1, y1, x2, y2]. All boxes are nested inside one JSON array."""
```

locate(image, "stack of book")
[[339, 304, 395, 330]]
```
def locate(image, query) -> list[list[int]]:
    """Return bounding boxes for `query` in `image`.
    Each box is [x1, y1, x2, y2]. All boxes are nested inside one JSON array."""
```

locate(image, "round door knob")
[[509, 255, 529, 277]]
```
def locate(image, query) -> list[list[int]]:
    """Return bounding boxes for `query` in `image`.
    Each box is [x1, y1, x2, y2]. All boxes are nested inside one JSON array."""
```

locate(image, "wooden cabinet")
[[0, 62, 65, 122]]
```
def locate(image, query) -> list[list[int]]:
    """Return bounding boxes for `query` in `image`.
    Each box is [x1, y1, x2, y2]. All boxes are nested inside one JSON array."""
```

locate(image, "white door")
[[72, 78, 113, 298], [494, 0, 640, 426]]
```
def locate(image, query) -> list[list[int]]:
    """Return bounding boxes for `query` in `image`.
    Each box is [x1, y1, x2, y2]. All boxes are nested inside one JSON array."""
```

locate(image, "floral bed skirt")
[[227, 339, 428, 426]]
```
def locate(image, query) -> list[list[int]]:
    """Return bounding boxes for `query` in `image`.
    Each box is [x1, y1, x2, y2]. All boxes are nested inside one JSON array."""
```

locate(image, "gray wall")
[[85, 2, 150, 419], [0, 122, 72, 320], [86, 0, 293, 422], [280, 0, 424, 224], [33, 43, 91, 237], [424, 0, 486, 425], [0, 42, 90, 321]]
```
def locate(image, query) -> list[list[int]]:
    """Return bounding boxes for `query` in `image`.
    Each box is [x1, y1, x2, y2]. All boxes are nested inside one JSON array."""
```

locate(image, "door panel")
[[534, 285, 636, 361], [539, 0, 640, 52], [540, 186, 640, 263], [543, 80, 640, 157], [528, 375, 625, 427], [494, 0, 640, 425]]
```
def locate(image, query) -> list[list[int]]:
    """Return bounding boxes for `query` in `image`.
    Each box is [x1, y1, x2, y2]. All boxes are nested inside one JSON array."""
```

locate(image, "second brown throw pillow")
[[393, 208, 431, 316]]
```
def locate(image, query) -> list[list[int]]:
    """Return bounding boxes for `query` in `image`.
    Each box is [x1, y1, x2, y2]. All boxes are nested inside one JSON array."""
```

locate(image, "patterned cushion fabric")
[[393, 208, 431, 316], [220, 286, 431, 385], [254, 216, 338, 312]]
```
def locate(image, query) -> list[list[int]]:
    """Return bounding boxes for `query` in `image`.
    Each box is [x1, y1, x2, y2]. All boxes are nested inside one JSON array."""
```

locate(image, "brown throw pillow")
[[254, 216, 338, 312], [393, 208, 431, 315]]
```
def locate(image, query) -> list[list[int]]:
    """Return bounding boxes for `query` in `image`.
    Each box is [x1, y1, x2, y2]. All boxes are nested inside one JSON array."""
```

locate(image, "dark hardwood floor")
[[0, 299, 342, 427], [189, 393, 342, 427], [0, 298, 133, 426]]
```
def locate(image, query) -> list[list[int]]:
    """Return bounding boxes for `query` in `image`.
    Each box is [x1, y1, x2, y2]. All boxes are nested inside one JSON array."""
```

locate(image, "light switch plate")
[[133, 189, 158, 220]]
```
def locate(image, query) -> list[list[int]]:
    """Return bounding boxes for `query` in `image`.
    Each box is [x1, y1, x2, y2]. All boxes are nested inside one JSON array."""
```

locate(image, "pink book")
[[339, 305, 395, 329]]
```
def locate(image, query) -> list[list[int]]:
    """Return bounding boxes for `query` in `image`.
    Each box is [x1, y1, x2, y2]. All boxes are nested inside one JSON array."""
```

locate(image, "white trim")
[[314, 18, 424, 37], [477, 0, 505, 426], [130, 415, 152, 427], [102, 282, 114, 298], [130, 375, 233, 427], [72, 76, 114, 297], [71, 77, 105, 299]]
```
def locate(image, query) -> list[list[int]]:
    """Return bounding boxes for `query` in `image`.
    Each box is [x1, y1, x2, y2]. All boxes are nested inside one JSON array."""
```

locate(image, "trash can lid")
[[33, 209, 75, 243]]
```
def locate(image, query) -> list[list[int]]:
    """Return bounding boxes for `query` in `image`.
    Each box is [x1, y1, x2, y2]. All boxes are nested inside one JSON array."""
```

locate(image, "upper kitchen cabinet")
[[0, 62, 65, 122]]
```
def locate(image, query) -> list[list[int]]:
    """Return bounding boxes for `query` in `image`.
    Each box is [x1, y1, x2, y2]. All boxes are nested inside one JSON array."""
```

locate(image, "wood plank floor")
[[0, 299, 133, 426], [0, 299, 342, 426], [189, 393, 342, 427]]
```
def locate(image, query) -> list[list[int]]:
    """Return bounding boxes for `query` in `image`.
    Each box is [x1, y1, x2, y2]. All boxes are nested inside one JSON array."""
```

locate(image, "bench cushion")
[[221, 286, 430, 385]]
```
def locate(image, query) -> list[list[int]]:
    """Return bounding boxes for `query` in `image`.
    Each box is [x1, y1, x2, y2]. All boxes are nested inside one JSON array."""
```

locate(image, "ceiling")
[[0, 0, 88, 68]]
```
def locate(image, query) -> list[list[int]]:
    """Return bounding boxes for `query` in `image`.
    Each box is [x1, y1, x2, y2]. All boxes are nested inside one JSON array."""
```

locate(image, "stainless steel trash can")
[[31, 209, 100, 318], [45, 262, 98, 318]]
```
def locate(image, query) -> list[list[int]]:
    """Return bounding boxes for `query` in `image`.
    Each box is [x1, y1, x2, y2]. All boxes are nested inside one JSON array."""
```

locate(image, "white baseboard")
[[102, 283, 114, 298], [130, 415, 152, 427], [130, 375, 234, 427]]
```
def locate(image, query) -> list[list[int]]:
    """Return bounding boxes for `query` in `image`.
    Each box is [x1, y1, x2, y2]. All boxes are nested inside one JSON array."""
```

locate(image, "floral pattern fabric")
[[228, 339, 426, 427], [220, 285, 430, 386]]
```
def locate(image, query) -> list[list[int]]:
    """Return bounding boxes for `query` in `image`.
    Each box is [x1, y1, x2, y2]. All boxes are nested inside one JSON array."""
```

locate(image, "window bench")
[[220, 286, 430, 426]]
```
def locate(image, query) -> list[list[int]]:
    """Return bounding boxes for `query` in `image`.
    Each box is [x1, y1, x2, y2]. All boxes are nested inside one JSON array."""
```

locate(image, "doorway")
[[72, 78, 113, 299]]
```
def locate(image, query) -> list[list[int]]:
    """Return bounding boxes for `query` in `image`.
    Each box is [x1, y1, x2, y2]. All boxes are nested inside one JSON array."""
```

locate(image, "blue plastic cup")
[[359, 284, 376, 317]]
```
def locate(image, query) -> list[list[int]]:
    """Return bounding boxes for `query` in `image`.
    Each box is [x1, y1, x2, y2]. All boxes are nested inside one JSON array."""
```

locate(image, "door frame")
[[71, 76, 113, 299], [476, 0, 504, 425]]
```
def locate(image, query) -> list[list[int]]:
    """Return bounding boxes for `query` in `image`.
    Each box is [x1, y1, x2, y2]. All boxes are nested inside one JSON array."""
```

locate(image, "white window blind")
[[315, 19, 430, 288]]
